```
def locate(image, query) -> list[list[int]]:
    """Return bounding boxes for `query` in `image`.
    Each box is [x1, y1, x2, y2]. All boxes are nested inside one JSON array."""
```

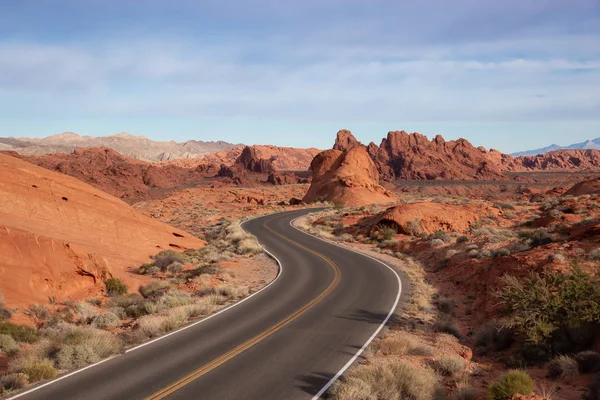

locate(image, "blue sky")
[[0, 0, 598, 152]]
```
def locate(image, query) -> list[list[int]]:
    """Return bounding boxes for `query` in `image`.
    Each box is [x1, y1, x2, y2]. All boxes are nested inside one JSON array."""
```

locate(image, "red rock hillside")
[[303, 145, 395, 206], [25, 147, 218, 201], [194, 145, 321, 171], [369, 130, 505, 180], [565, 175, 600, 196], [0, 153, 203, 307], [502, 149, 600, 171]]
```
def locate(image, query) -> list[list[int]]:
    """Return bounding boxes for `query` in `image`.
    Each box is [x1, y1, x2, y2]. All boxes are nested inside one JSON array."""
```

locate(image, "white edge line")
[[6, 214, 284, 400], [287, 215, 403, 400]]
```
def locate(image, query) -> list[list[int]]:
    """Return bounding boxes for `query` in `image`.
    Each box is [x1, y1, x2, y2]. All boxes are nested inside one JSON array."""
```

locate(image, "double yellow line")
[[145, 221, 342, 400]]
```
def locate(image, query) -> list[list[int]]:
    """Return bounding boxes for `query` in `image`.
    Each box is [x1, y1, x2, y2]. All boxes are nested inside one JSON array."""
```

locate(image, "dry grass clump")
[[90, 312, 120, 330], [375, 334, 417, 356], [434, 313, 461, 338], [474, 321, 514, 355], [0, 333, 19, 355], [432, 355, 467, 376], [139, 280, 170, 298], [329, 360, 440, 400], [449, 385, 477, 400], [547, 355, 579, 380], [20, 359, 57, 382], [589, 248, 600, 261], [0, 373, 29, 394]]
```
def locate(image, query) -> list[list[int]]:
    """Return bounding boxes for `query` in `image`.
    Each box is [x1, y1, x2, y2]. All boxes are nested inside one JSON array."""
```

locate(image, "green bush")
[[22, 360, 57, 382], [0, 321, 38, 343], [380, 228, 396, 241], [488, 370, 534, 400], [104, 278, 128, 296], [497, 267, 600, 345]]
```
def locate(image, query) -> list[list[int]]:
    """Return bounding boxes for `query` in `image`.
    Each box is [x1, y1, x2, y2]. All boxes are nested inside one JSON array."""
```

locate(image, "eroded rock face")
[[0, 153, 203, 308], [267, 171, 310, 185], [333, 129, 361, 151], [235, 146, 274, 174], [372, 130, 505, 180], [302, 146, 394, 206]]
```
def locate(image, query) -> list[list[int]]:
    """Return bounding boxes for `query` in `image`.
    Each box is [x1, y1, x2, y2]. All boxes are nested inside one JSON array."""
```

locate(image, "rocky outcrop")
[[196, 145, 321, 171], [267, 171, 310, 185], [333, 129, 361, 151], [235, 146, 274, 174], [373, 202, 481, 235], [372, 131, 505, 180], [565, 176, 600, 196], [503, 149, 600, 171], [302, 146, 394, 206], [0, 153, 203, 308]]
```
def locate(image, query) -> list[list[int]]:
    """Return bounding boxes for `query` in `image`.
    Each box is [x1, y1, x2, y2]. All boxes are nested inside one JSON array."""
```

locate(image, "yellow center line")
[[145, 220, 342, 400]]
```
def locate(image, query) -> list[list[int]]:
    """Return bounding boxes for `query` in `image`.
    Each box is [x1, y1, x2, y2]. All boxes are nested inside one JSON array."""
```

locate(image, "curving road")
[[9, 209, 404, 400]]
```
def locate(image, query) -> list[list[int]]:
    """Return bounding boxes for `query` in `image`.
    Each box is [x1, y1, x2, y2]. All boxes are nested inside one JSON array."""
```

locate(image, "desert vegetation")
[[0, 219, 271, 395], [295, 193, 600, 399]]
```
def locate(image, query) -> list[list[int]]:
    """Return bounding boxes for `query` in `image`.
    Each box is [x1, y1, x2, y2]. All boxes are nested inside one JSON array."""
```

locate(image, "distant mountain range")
[[0, 132, 239, 162], [511, 138, 600, 157]]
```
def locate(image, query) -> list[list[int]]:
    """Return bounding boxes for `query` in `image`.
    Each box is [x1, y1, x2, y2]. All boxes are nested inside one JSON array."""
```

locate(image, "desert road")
[[9, 209, 404, 400]]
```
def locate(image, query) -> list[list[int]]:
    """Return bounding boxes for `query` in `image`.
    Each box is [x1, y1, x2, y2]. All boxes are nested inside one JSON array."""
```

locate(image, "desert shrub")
[[405, 219, 423, 236], [90, 312, 120, 330], [0, 322, 38, 343], [497, 267, 600, 345], [547, 355, 579, 380], [434, 314, 461, 338], [0, 373, 29, 393], [380, 227, 396, 241], [576, 351, 600, 374], [165, 261, 184, 274], [518, 227, 553, 247], [376, 334, 416, 356], [139, 280, 170, 298], [22, 359, 57, 382], [431, 230, 451, 243], [43, 324, 121, 360], [456, 235, 468, 243], [153, 250, 185, 270], [85, 298, 102, 306], [495, 202, 516, 210], [137, 315, 165, 337], [433, 355, 466, 376], [328, 361, 440, 400], [73, 301, 99, 323], [493, 248, 511, 258], [137, 262, 156, 275], [27, 304, 49, 320], [237, 237, 263, 255], [438, 296, 456, 314], [548, 253, 566, 262], [474, 321, 514, 355], [488, 370, 534, 400], [109, 293, 144, 308], [55, 344, 101, 370], [162, 307, 190, 332], [155, 289, 194, 309], [589, 248, 600, 261], [105, 278, 128, 296], [215, 285, 248, 299], [468, 249, 479, 258], [0, 334, 18, 355], [449, 386, 476, 400], [430, 238, 445, 248]]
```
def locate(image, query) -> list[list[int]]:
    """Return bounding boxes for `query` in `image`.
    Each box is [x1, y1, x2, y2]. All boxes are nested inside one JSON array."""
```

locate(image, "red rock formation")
[[302, 146, 394, 206], [565, 175, 600, 196], [373, 202, 481, 234], [372, 131, 505, 180], [333, 129, 361, 151], [0, 153, 203, 308], [503, 149, 600, 171], [267, 171, 310, 185], [194, 145, 321, 171], [235, 146, 274, 174], [26, 147, 219, 201]]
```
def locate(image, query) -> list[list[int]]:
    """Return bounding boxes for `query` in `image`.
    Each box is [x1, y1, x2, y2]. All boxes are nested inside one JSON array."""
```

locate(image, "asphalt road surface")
[[10, 209, 404, 400]]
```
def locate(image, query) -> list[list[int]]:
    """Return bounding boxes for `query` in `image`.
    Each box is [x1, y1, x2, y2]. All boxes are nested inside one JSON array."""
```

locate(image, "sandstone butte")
[[302, 145, 395, 207], [0, 153, 203, 308]]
